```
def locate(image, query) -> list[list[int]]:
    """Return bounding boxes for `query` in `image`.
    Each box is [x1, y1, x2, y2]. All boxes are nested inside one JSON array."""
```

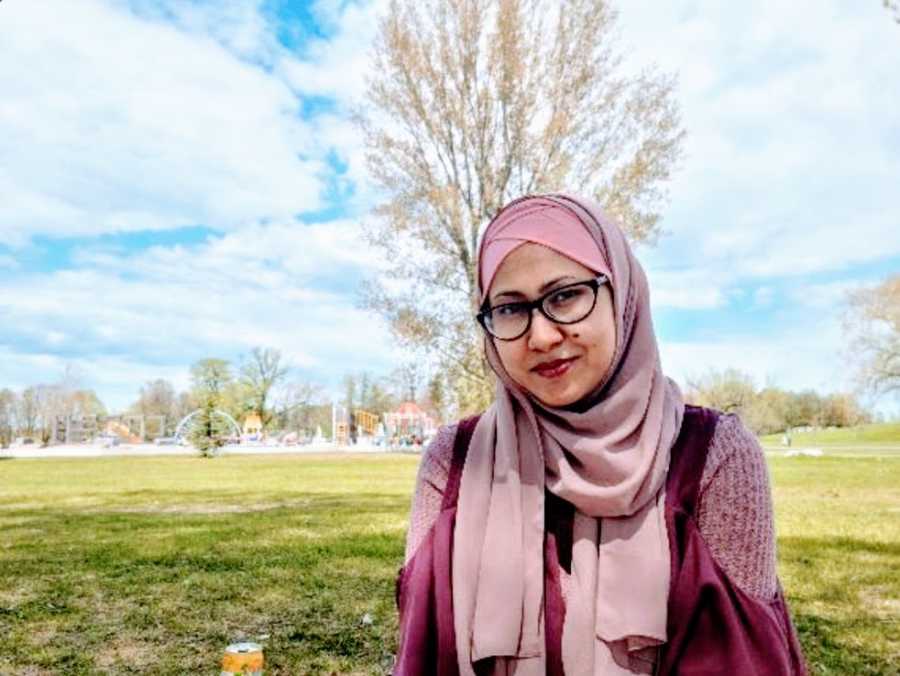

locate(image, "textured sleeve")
[[696, 413, 778, 601], [403, 423, 458, 564]]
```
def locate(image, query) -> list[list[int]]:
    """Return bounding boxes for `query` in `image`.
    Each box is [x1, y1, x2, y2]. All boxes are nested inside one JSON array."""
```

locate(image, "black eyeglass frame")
[[476, 274, 610, 341]]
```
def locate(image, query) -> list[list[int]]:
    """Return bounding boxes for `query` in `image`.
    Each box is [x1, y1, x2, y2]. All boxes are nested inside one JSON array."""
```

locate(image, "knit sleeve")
[[696, 413, 778, 601], [403, 423, 458, 564]]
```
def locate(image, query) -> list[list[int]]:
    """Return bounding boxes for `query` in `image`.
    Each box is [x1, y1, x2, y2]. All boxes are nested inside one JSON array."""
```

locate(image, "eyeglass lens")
[[486, 282, 597, 340]]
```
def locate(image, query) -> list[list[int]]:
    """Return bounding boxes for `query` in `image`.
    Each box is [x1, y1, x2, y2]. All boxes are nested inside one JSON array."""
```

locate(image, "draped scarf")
[[452, 194, 684, 675]]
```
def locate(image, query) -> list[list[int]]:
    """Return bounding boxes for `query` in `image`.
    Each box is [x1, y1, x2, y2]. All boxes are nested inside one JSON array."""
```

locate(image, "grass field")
[[760, 422, 900, 450], [1, 451, 898, 675]]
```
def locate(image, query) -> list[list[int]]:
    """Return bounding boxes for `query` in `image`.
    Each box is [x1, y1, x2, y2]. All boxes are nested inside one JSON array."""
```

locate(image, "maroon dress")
[[395, 406, 807, 675]]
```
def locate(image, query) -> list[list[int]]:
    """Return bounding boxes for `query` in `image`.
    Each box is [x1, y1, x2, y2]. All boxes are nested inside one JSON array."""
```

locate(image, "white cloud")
[[660, 317, 849, 396], [0, 345, 194, 412], [0, 0, 326, 246], [121, 0, 281, 64], [660, 312, 900, 419], [45, 331, 67, 347], [274, 0, 391, 213], [752, 286, 775, 308], [616, 0, 900, 280], [785, 278, 879, 311], [0, 219, 400, 411], [278, 0, 386, 104], [645, 267, 727, 310]]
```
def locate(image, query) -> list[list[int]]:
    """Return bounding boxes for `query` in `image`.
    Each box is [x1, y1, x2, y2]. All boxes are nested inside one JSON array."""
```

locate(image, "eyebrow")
[[491, 275, 577, 303]]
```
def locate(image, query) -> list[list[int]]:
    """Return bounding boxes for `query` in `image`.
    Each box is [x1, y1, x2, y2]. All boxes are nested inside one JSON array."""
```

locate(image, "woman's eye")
[[548, 288, 582, 305], [495, 303, 526, 317]]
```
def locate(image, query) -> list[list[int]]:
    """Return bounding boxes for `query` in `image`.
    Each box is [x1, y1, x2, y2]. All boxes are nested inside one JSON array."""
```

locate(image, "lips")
[[531, 357, 577, 378]]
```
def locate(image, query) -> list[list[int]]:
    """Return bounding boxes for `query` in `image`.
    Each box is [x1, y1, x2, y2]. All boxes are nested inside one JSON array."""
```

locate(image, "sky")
[[1, 0, 898, 417]]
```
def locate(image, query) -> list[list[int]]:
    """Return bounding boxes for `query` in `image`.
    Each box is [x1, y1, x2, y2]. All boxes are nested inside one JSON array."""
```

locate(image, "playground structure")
[[383, 401, 436, 445], [174, 409, 242, 444], [105, 421, 142, 444], [332, 406, 380, 446], [243, 413, 263, 438], [49, 402, 438, 450], [332, 402, 436, 447], [52, 414, 167, 444]]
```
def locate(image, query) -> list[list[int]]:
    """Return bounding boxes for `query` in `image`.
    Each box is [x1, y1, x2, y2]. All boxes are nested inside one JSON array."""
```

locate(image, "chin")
[[529, 384, 583, 409]]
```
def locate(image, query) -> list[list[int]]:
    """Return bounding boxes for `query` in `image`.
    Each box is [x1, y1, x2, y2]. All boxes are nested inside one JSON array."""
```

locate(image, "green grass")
[[770, 455, 900, 674], [1, 452, 898, 674], [760, 422, 900, 450]]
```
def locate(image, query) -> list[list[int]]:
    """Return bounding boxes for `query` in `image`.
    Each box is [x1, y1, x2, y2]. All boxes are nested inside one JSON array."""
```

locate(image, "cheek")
[[581, 315, 616, 369], [495, 340, 529, 380], [593, 332, 615, 369]]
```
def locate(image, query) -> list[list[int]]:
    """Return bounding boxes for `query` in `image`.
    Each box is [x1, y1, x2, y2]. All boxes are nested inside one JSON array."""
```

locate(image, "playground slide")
[[105, 421, 142, 444]]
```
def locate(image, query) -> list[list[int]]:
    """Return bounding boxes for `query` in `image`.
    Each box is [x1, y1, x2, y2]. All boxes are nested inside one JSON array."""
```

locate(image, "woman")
[[395, 194, 807, 675]]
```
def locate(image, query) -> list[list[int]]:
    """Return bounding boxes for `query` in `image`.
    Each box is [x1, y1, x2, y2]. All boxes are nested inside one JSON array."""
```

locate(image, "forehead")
[[489, 243, 596, 298]]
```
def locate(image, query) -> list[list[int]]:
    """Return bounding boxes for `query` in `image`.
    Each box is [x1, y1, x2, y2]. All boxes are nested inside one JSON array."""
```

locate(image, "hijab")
[[452, 194, 684, 675]]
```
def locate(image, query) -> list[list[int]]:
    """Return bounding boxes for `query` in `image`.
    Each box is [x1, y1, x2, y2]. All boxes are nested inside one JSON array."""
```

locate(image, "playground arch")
[[174, 409, 242, 444]]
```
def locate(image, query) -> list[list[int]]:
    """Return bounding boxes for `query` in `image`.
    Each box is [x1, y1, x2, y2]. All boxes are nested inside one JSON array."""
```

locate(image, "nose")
[[527, 309, 564, 351]]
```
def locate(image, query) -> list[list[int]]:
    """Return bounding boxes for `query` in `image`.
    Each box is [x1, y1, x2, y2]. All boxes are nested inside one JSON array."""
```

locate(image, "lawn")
[[760, 422, 900, 451], [1, 451, 898, 675]]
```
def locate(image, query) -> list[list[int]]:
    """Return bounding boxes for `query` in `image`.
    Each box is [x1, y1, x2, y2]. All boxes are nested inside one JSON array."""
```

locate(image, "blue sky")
[[1, 0, 899, 417]]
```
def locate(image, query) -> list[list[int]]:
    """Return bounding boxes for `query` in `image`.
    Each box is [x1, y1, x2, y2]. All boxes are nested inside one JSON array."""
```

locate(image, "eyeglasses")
[[476, 275, 609, 341]]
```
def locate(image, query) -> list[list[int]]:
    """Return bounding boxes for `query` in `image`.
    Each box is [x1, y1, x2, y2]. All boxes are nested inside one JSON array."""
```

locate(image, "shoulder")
[[404, 422, 460, 563], [410, 421, 464, 509], [695, 411, 778, 600], [700, 411, 768, 493], [418, 422, 459, 484], [418, 413, 484, 476]]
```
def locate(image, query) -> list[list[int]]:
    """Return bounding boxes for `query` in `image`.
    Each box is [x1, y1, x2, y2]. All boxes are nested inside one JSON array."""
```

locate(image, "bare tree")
[[68, 390, 106, 419], [426, 374, 447, 423], [275, 380, 326, 434], [744, 387, 789, 436], [17, 387, 39, 437], [686, 369, 757, 416], [845, 274, 900, 396], [343, 373, 358, 412], [32, 384, 66, 445], [0, 389, 16, 448], [364, 380, 397, 417], [174, 391, 196, 425], [132, 379, 177, 418], [820, 392, 869, 428], [9, 378, 105, 443], [392, 362, 424, 402], [885, 1, 900, 24], [360, 0, 685, 412], [240, 347, 289, 431]]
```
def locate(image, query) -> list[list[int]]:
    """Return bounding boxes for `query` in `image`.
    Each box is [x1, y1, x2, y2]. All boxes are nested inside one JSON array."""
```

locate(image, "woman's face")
[[487, 242, 617, 408]]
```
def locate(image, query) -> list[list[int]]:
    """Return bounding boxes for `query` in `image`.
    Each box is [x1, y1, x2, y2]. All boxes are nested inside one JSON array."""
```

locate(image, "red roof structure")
[[384, 400, 436, 439], [395, 401, 424, 415]]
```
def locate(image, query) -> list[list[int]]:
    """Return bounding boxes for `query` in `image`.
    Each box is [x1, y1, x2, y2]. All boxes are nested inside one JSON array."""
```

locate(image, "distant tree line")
[[0, 366, 106, 447], [686, 368, 874, 436], [0, 346, 449, 450]]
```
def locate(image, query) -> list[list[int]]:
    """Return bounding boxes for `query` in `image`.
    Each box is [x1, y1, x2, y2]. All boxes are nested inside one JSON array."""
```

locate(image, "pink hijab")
[[452, 194, 684, 675]]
